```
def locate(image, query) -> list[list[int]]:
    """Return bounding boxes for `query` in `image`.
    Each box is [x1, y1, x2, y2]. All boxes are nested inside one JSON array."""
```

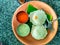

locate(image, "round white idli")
[[29, 10, 47, 25], [31, 25, 47, 40]]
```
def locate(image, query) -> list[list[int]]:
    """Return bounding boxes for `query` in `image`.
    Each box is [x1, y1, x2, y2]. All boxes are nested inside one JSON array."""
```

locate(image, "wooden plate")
[[12, 1, 58, 45]]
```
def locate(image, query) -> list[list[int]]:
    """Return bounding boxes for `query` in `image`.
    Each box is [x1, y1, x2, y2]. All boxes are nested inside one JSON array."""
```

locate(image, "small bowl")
[[12, 1, 58, 45]]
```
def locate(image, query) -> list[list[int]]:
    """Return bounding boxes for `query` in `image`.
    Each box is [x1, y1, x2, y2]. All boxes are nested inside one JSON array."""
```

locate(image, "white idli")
[[29, 10, 47, 25], [31, 25, 47, 40]]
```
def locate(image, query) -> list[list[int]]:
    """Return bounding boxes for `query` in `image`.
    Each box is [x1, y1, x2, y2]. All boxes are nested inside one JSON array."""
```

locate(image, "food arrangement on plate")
[[12, 1, 58, 45], [16, 4, 53, 40]]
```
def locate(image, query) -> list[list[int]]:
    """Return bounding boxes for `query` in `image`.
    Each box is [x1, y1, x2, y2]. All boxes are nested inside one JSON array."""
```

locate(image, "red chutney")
[[16, 11, 28, 23]]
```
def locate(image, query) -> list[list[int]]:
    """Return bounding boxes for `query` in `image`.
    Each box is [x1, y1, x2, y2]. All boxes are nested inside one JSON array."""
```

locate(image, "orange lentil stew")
[[16, 11, 29, 23]]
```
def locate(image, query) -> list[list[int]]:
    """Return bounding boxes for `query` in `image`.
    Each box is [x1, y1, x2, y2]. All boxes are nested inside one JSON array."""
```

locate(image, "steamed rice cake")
[[31, 25, 47, 40], [29, 10, 47, 25]]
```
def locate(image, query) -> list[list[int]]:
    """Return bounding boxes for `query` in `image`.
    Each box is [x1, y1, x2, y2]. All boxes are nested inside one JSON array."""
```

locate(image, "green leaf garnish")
[[46, 13, 53, 21], [26, 18, 33, 30], [27, 4, 38, 14]]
